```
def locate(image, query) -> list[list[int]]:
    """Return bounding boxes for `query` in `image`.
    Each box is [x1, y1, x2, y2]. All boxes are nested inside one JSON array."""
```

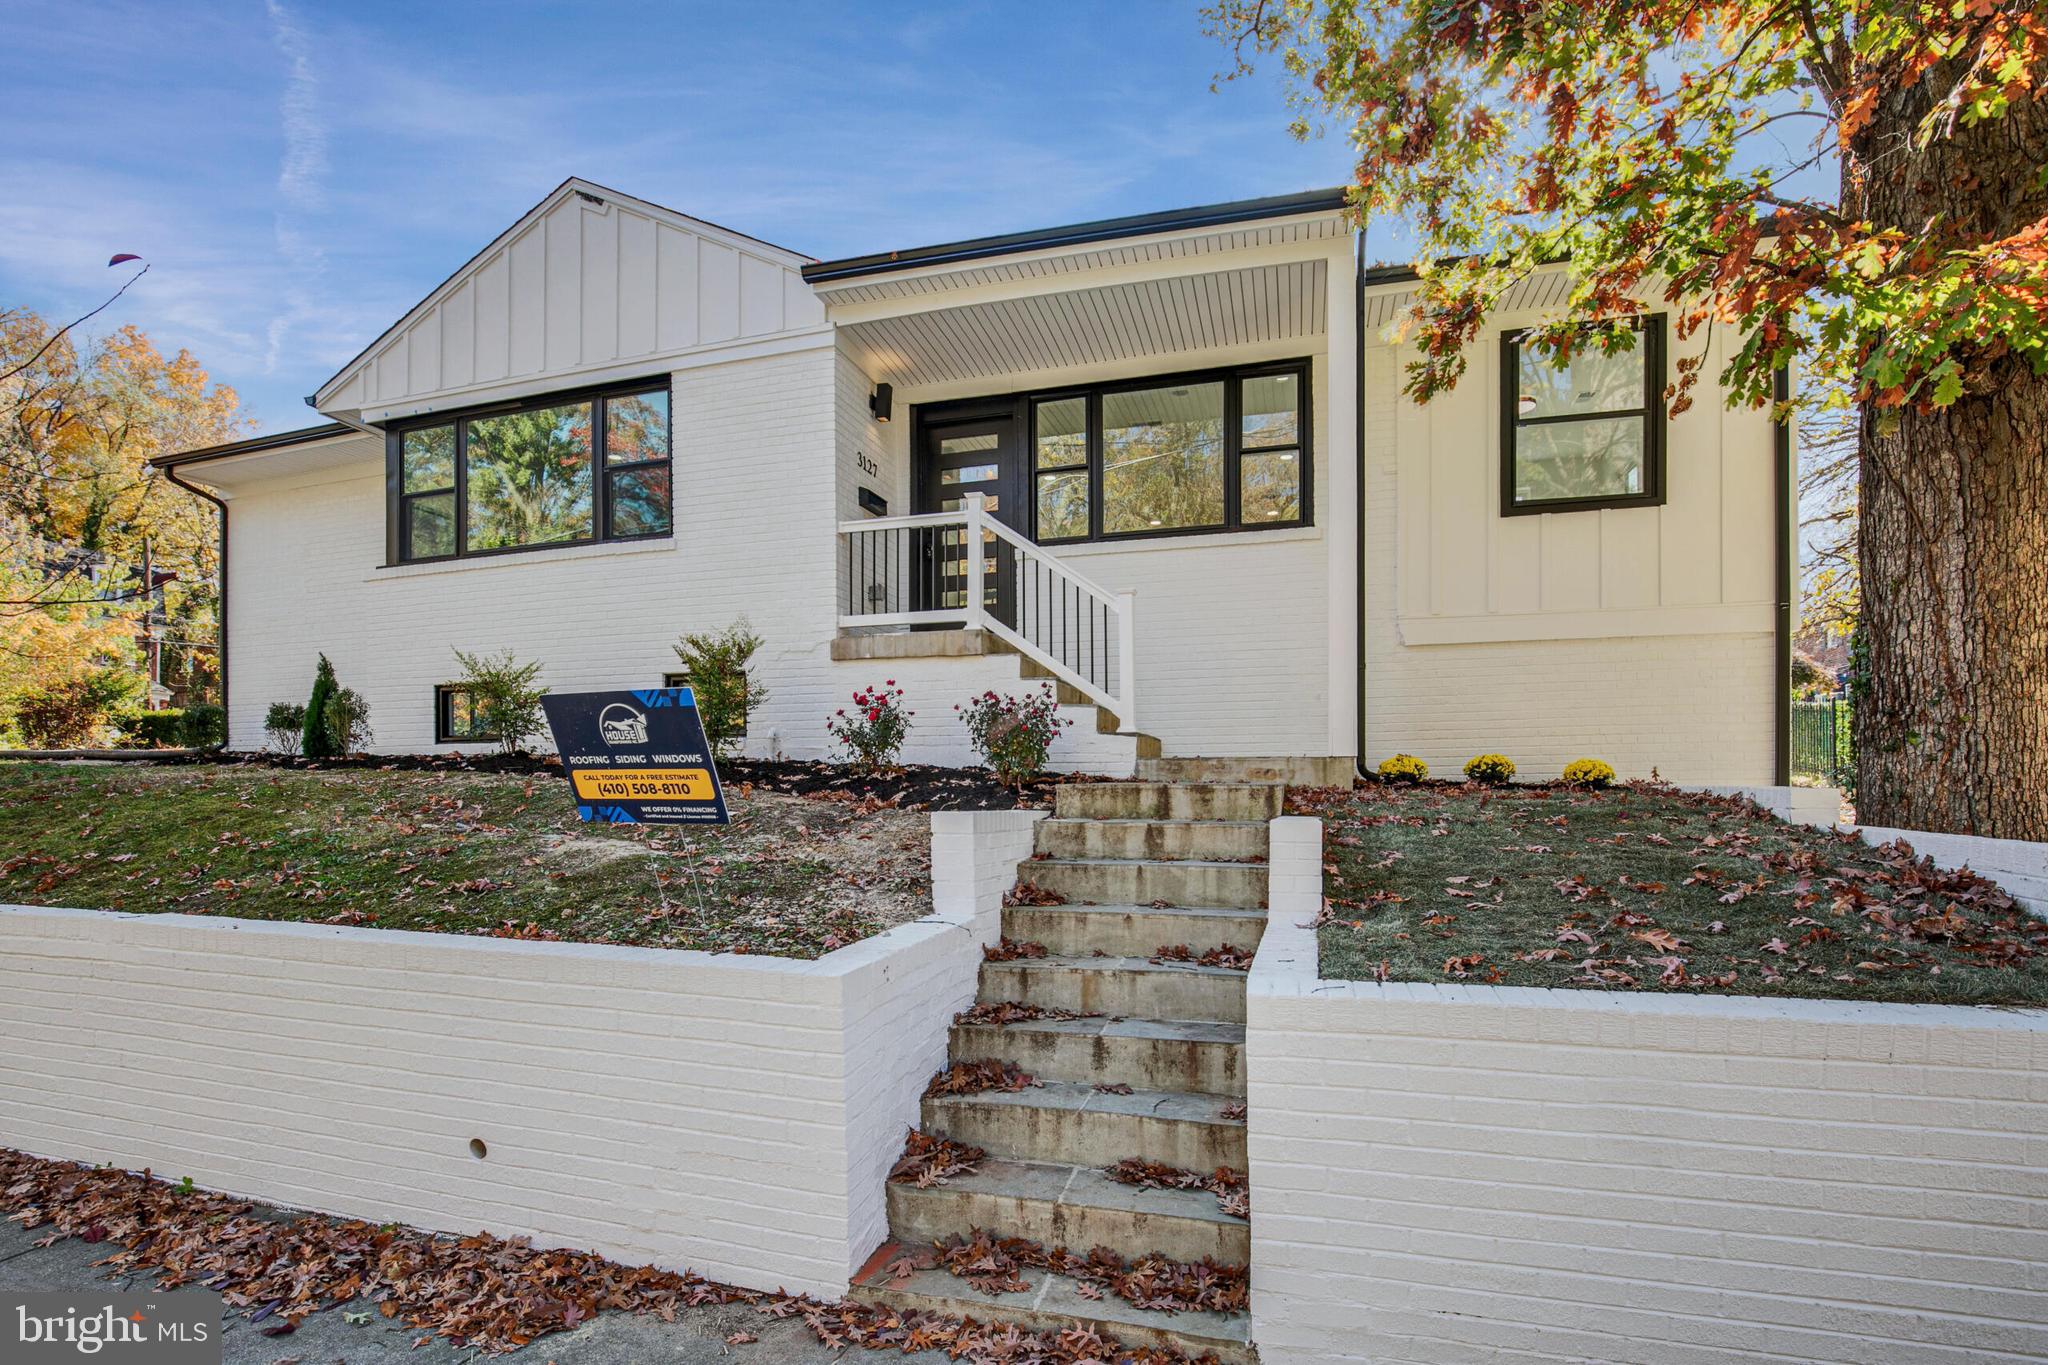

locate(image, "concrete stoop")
[[851, 777, 1273, 1362]]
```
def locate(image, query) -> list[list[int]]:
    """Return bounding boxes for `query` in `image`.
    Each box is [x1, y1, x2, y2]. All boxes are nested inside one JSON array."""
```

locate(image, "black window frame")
[[662, 670, 747, 737], [1500, 316, 1667, 517], [385, 377, 674, 565], [1022, 358, 1313, 546], [434, 683, 496, 744]]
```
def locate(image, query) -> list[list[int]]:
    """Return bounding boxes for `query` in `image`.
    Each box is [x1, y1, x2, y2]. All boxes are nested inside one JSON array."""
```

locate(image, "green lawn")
[[0, 763, 931, 958], [1301, 782, 2048, 1006]]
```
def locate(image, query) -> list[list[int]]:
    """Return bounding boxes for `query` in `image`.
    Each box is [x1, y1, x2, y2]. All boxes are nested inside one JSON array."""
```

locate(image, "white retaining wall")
[[0, 810, 1042, 1300], [1247, 817, 2048, 1365]]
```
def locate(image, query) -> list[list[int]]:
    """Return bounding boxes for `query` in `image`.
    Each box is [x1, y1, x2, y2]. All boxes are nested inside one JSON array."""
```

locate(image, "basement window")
[[435, 685, 494, 744], [1502, 317, 1666, 515], [388, 380, 672, 563]]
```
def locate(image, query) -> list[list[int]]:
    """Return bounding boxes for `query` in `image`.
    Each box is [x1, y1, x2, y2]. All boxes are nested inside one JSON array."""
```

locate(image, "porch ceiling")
[[840, 258, 1329, 390]]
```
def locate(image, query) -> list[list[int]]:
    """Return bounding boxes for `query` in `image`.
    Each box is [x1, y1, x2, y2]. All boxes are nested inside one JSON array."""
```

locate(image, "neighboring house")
[[153, 179, 1790, 782]]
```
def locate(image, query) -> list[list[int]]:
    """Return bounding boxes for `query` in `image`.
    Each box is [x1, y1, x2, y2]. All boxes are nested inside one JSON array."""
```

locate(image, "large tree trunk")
[[1852, 76, 2048, 838]]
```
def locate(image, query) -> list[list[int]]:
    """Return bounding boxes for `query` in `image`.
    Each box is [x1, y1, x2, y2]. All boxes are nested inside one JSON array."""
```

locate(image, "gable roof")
[[802, 187, 1350, 285], [313, 178, 820, 420]]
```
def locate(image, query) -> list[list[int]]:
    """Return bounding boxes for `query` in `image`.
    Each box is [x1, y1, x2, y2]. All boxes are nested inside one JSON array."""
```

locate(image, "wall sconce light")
[[869, 383, 893, 423]]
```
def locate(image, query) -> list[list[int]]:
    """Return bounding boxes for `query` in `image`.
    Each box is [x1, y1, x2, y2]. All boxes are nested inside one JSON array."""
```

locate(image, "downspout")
[[162, 466, 228, 743], [1354, 229, 1371, 783], [1772, 364, 1793, 786]]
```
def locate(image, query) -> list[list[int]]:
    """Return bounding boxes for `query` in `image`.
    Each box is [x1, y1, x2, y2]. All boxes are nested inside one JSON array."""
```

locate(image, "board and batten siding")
[[1363, 284, 1780, 783], [317, 181, 825, 424]]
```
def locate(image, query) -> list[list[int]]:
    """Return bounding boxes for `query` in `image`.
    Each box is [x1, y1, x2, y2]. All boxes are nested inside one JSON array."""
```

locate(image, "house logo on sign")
[[597, 704, 648, 746]]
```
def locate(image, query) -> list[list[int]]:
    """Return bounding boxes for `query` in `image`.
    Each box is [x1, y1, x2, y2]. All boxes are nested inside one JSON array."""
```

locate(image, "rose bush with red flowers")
[[956, 684, 1071, 788], [826, 681, 912, 772]]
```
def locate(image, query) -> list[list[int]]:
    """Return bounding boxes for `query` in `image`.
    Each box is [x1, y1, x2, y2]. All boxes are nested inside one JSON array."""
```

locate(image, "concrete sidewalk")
[[0, 1219, 926, 1364]]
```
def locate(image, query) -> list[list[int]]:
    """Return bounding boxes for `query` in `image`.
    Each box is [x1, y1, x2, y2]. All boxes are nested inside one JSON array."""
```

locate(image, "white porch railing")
[[838, 493, 1138, 732]]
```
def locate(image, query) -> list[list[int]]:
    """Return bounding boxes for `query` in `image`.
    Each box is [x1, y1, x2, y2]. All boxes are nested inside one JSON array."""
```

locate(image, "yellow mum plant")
[[1377, 753, 1429, 784], [1561, 758, 1617, 788], [1462, 753, 1517, 785]]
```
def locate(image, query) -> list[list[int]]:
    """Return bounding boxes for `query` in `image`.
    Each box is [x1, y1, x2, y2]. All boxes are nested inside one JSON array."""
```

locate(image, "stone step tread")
[[1010, 902, 1268, 923], [1037, 818, 1271, 830], [956, 1015, 1246, 1046], [925, 1079, 1243, 1128], [852, 1249, 1252, 1358], [1032, 856, 1268, 872], [987, 954, 1249, 981], [892, 1157, 1246, 1231]]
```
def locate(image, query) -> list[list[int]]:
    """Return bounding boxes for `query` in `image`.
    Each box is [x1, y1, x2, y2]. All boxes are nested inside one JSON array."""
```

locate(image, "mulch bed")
[[127, 750, 1067, 810]]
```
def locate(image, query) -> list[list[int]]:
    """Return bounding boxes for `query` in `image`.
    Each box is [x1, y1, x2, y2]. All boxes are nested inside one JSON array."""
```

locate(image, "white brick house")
[[155, 178, 1790, 782]]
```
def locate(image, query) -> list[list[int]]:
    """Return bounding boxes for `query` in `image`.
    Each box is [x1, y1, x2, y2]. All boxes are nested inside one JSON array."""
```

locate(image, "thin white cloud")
[[265, 0, 326, 210]]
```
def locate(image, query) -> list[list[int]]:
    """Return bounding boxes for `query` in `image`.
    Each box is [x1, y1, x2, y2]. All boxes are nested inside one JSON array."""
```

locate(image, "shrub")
[[1463, 753, 1517, 785], [301, 654, 339, 758], [827, 682, 912, 771], [264, 702, 306, 756], [112, 707, 185, 748], [957, 685, 1071, 788], [11, 669, 138, 749], [1377, 753, 1429, 784], [1561, 757, 1616, 788], [450, 648, 549, 755], [673, 619, 766, 760], [324, 686, 373, 756], [181, 703, 224, 748]]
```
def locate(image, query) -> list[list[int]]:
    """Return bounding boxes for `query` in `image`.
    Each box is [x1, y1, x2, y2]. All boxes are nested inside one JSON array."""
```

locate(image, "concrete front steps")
[[851, 774, 1274, 1363], [853, 1244, 1255, 1364]]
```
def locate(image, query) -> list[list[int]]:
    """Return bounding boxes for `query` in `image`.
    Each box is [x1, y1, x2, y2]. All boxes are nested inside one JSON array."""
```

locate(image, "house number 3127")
[[856, 451, 879, 477]]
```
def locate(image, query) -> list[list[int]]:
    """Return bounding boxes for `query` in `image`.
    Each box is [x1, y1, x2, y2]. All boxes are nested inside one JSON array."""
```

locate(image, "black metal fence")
[[1791, 698, 1853, 787]]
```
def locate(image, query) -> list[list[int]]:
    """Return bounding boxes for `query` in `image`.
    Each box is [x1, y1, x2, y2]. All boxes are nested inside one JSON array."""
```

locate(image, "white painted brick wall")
[[1246, 888, 2048, 1364], [1361, 342, 1778, 785], [0, 811, 1041, 1299]]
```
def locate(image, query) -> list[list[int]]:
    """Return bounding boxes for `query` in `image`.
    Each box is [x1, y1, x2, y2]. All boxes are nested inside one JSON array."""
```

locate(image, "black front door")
[[916, 408, 1022, 628]]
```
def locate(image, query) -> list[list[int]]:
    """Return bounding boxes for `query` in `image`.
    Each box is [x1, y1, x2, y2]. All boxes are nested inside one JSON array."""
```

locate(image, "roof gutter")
[[803, 187, 1351, 284], [149, 421, 354, 471], [160, 464, 230, 740]]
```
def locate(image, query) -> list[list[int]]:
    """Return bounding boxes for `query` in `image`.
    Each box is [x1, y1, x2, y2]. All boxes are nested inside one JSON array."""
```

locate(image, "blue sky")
[[0, 0, 1358, 433]]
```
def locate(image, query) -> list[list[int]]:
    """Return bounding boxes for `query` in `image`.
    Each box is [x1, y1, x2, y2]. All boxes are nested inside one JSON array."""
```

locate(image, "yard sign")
[[538, 688, 730, 825]]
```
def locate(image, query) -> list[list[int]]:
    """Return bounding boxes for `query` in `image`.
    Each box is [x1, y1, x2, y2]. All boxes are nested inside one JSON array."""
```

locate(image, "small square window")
[[1502, 317, 1666, 515], [435, 684, 495, 743]]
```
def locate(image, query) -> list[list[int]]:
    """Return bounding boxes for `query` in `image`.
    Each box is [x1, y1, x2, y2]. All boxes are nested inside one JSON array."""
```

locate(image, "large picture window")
[[1029, 361, 1309, 543], [388, 381, 672, 563], [1501, 317, 1665, 515]]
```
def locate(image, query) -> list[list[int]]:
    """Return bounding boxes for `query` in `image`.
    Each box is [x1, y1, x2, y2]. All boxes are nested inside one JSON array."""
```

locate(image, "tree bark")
[[1851, 74, 2048, 837]]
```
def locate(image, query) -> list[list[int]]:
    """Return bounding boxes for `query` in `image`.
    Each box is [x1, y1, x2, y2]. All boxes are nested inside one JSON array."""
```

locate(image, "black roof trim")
[[150, 422, 358, 470], [802, 187, 1352, 284]]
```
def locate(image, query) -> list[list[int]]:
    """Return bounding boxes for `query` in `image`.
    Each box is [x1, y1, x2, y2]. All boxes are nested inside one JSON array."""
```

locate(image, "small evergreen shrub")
[[264, 702, 306, 756], [1377, 753, 1429, 784], [958, 685, 1071, 788], [324, 686, 373, 756], [673, 619, 765, 760], [180, 703, 224, 748], [301, 654, 339, 758], [1462, 753, 1517, 785], [1561, 757, 1616, 788], [826, 682, 912, 771], [450, 648, 549, 755]]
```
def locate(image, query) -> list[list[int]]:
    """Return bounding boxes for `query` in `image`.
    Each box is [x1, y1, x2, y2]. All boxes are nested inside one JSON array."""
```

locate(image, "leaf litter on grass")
[[1303, 780, 2048, 1004]]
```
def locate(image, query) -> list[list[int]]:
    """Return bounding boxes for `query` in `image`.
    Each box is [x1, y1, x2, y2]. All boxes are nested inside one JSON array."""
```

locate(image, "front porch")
[[810, 191, 1361, 774]]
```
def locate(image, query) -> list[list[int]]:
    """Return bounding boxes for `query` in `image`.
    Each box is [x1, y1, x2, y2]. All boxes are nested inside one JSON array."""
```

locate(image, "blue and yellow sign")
[[539, 688, 730, 825]]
